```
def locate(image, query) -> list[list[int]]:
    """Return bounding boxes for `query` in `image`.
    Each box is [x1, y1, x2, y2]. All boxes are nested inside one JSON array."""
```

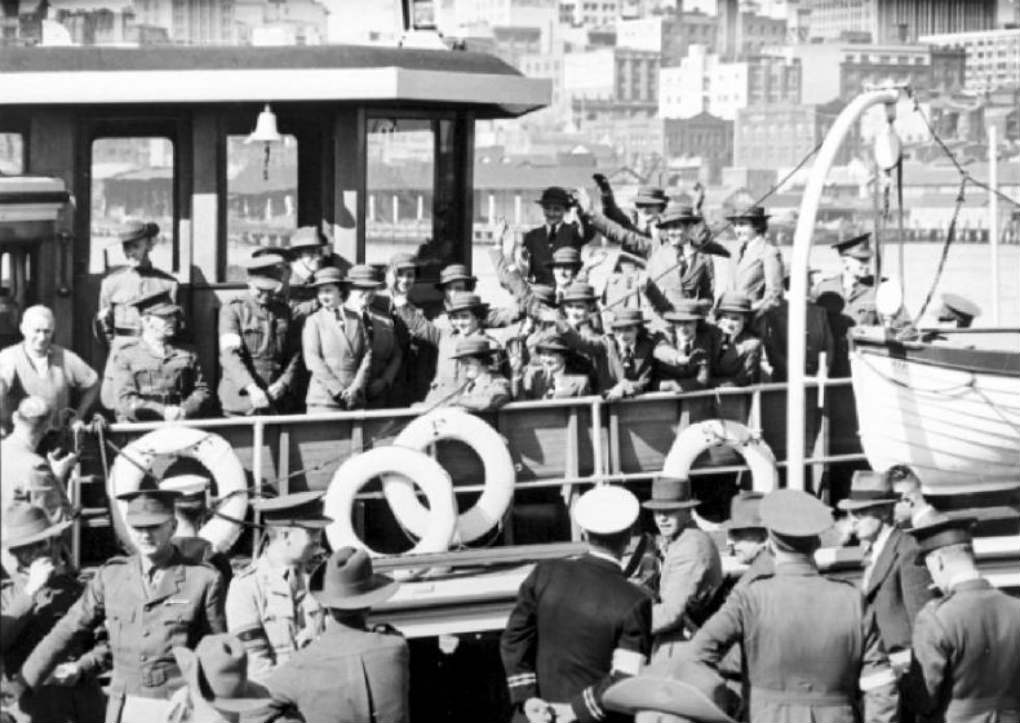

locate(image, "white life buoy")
[[662, 419, 778, 493], [107, 426, 248, 553], [324, 446, 457, 557], [383, 409, 515, 544]]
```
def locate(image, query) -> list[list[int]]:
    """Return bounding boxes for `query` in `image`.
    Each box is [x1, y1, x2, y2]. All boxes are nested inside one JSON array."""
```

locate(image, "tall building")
[[664, 112, 734, 183], [920, 29, 1020, 92], [734, 100, 852, 169], [807, 0, 998, 44], [564, 47, 659, 126], [616, 16, 687, 65], [718, 0, 788, 58], [132, 0, 236, 44], [558, 0, 619, 27]]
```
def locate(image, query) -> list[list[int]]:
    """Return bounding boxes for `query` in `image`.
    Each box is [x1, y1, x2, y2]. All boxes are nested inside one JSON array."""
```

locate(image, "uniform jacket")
[[862, 527, 934, 654], [522, 221, 589, 286], [812, 276, 879, 378], [20, 548, 225, 721], [0, 435, 72, 524], [217, 295, 301, 414], [559, 325, 657, 396], [712, 330, 762, 387], [256, 622, 410, 723], [362, 307, 405, 408], [907, 578, 1020, 723], [500, 553, 653, 723], [97, 263, 179, 340], [688, 557, 899, 723], [760, 299, 835, 381], [734, 237, 783, 315], [0, 343, 99, 435], [422, 328, 504, 405], [718, 549, 775, 682], [449, 372, 512, 412], [515, 367, 591, 400], [653, 325, 721, 391], [651, 526, 723, 659], [225, 554, 325, 682], [112, 340, 210, 421], [373, 294, 433, 406], [301, 306, 373, 409]]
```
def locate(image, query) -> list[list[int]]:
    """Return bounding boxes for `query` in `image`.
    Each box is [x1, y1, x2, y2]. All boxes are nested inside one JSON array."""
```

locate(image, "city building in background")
[[920, 29, 1020, 92], [807, 0, 998, 43]]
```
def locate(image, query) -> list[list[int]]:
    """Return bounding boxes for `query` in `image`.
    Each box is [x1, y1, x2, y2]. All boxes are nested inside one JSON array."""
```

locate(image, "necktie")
[[547, 225, 556, 246], [622, 347, 634, 377], [677, 252, 688, 278]]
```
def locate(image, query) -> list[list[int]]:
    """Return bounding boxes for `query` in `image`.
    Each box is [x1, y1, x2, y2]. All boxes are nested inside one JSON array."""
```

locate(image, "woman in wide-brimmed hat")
[[729, 205, 783, 320], [711, 291, 762, 387]]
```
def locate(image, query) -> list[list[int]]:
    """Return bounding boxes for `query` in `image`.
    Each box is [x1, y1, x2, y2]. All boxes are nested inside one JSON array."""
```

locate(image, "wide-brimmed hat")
[[309, 266, 348, 288], [715, 291, 753, 315], [536, 186, 572, 208], [561, 282, 597, 304], [938, 293, 980, 326], [131, 289, 181, 317], [722, 491, 765, 532], [530, 285, 557, 308], [572, 485, 639, 535], [117, 487, 182, 526], [657, 204, 702, 228], [450, 337, 497, 360], [289, 226, 328, 251], [663, 298, 706, 323], [435, 264, 477, 289], [388, 252, 419, 272], [444, 291, 488, 315], [611, 308, 645, 329], [544, 247, 582, 269], [604, 659, 738, 722], [309, 547, 399, 609], [243, 252, 288, 290], [837, 471, 898, 512], [115, 220, 160, 246], [760, 489, 833, 538], [642, 476, 700, 511], [253, 490, 332, 529], [1, 503, 73, 549], [909, 515, 975, 564], [633, 186, 668, 207], [346, 264, 383, 289], [173, 635, 272, 714], [535, 335, 571, 354], [831, 233, 873, 260], [726, 206, 770, 224]]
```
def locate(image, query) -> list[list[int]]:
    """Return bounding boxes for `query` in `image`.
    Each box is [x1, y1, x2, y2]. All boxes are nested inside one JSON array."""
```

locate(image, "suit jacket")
[[301, 306, 373, 408], [258, 622, 410, 723], [734, 237, 783, 315], [450, 372, 512, 412], [522, 221, 589, 286], [907, 578, 1020, 723], [689, 557, 898, 723], [500, 553, 652, 723], [712, 330, 762, 387], [653, 325, 721, 391], [559, 323, 657, 395], [862, 527, 935, 654], [516, 367, 591, 400], [651, 526, 723, 660]]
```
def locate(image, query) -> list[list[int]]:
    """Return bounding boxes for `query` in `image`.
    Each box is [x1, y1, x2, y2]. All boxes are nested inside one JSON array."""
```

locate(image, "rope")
[[895, 159, 906, 293], [858, 355, 977, 397], [913, 177, 968, 325]]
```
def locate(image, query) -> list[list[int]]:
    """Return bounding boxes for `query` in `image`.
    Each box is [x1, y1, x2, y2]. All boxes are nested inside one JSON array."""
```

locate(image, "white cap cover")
[[572, 485, 640, 534]]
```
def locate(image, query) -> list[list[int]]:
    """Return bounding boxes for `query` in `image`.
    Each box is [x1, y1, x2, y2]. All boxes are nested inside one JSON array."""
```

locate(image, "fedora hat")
[[836, 471, 898, 512], [289, 226, 327, 251], [572, 485, 639, 535], [444, 291, 488, 315], [450, 336, 497, 360], [1, 503, 73, 549], [633, 186, 668, 206], [715, 291, 753, 315], [310, 547, 399, 609], [657, 204, 702, 228], [725, 205, 770, 223], [561, 282, 597, 304], [435, 264, 477, 289], [536, 186, 572, 208], [663, 298, 706, 323], [114, 220, 159, 247], [254, 490, 332, 529], [722, 491, 765, 532], [642, 476, 700, 511], [610, 308, 645, 329], [309, 266, 347, 288], [544, 247, 582, 268], [604, 659, 738, 722], [760, 489, 833, 538], [347, 264, 383, 289], [173, 635, 271, 715]]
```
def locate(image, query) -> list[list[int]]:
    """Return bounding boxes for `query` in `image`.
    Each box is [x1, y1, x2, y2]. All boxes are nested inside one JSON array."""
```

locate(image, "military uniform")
[[218, 295, 300, 415], [0, 435, 72, 525], [111, 339, 210, 422], [18, 547, 225, 723]]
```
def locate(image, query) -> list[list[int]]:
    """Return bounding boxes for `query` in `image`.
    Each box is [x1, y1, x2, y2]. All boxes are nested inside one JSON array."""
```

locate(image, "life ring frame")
[[324, 446, 457, 557], [107, 426, 249, 554], [663, 419, 779, 494], [382, 409, 515, 544]]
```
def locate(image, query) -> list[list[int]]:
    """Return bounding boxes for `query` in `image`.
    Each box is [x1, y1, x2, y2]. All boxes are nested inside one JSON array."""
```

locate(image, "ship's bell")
[[247, 104, 282, 144]]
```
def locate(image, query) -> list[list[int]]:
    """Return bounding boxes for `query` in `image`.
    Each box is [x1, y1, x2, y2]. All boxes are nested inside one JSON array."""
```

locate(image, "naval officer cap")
[[831, 232, 873, 260], [117, 485, 182, 526], [254, 490, 332, 529], [572, 485, 639, 535], [759, 489, 833, 538], [909, 515, 975, 563]]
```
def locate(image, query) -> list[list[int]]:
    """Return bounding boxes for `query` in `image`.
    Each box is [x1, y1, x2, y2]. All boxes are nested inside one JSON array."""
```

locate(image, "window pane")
[[0, 133, 24, 175], [89, 137, 175, 275], [365, 117, 436, 269], [225, 133, 299, 283]]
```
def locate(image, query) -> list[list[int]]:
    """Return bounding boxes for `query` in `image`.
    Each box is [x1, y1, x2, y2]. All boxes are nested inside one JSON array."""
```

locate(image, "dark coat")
[[712, 330, 762, 387], [558, 324, 657, 395], [907, 578, 1020, 723], [522, 222, 588, 286], [862, 527, 935, 654], [812, 275, 879, 377], [500, 553, 652, 723]]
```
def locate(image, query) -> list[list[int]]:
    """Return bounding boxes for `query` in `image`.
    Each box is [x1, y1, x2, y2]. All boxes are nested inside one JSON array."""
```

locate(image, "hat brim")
[[721, 520, 766, 532], [141, 304, 182, 317], [561, 295, 596, 304], [543, 259, 583, 269], [309, 278, 349, 288], [174, 647, 273, 714], [726, 213, 770, 223], [248, 276, 283, 291], [836, 497, 898, 511], [658, 216, 702, 227], [664, 313, 702, 322], [642, 499, 700, 510], [348, 280, 384, 289], [603, 675, 736, 723], [444, 303, 489, 315], [716, 305, 752, 315], [535, 344, 570, 354], [435, 277, 476, 289], [2, 518, 74, 549], [450, 349, 496, 360], [634, 196, 668, 206], [610, 320, 644, 329], [311, 573, 400, 609], [843, 249, 874, 260], [125, 511, 176, 526]]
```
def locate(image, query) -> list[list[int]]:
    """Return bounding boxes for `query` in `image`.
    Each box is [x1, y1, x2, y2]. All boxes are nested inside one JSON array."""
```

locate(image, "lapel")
[[865, 527, 901, 598], [681, 251, 704, 283], [326, 307, 354, 356], [145, 554, 186, 608]]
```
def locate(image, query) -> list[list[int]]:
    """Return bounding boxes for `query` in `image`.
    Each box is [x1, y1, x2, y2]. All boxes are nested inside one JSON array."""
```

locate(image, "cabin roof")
[[0, 45, 550, 118]]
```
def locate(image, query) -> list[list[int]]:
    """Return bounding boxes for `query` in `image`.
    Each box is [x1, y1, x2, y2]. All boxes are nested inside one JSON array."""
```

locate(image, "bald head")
[[20, 305, 55, 355], [13, 395, 51, 439]]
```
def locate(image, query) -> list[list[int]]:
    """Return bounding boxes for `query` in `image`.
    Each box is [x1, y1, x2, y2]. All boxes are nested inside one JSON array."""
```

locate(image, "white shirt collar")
[[868, 523, 895, 564]]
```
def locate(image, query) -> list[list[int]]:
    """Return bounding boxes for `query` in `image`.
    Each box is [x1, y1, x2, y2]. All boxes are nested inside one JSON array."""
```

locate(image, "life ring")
[[662, 419, 778, 494], [107, 426, 248, 554], [324, 446, 457, 557], [383, 409, 515, 544]]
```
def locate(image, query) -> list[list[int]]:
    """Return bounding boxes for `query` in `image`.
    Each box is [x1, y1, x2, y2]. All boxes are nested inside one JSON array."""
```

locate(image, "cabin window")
[[224, 133, 299, 283], [0, 133, 24, 175], [89, 137, 175, 275]]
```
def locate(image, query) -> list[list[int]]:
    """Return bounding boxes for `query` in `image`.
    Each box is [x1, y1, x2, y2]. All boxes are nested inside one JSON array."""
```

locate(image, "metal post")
[[989, 124, 1000, 325], [787, 87, 900, 491], [251, 419, 265, 556]]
